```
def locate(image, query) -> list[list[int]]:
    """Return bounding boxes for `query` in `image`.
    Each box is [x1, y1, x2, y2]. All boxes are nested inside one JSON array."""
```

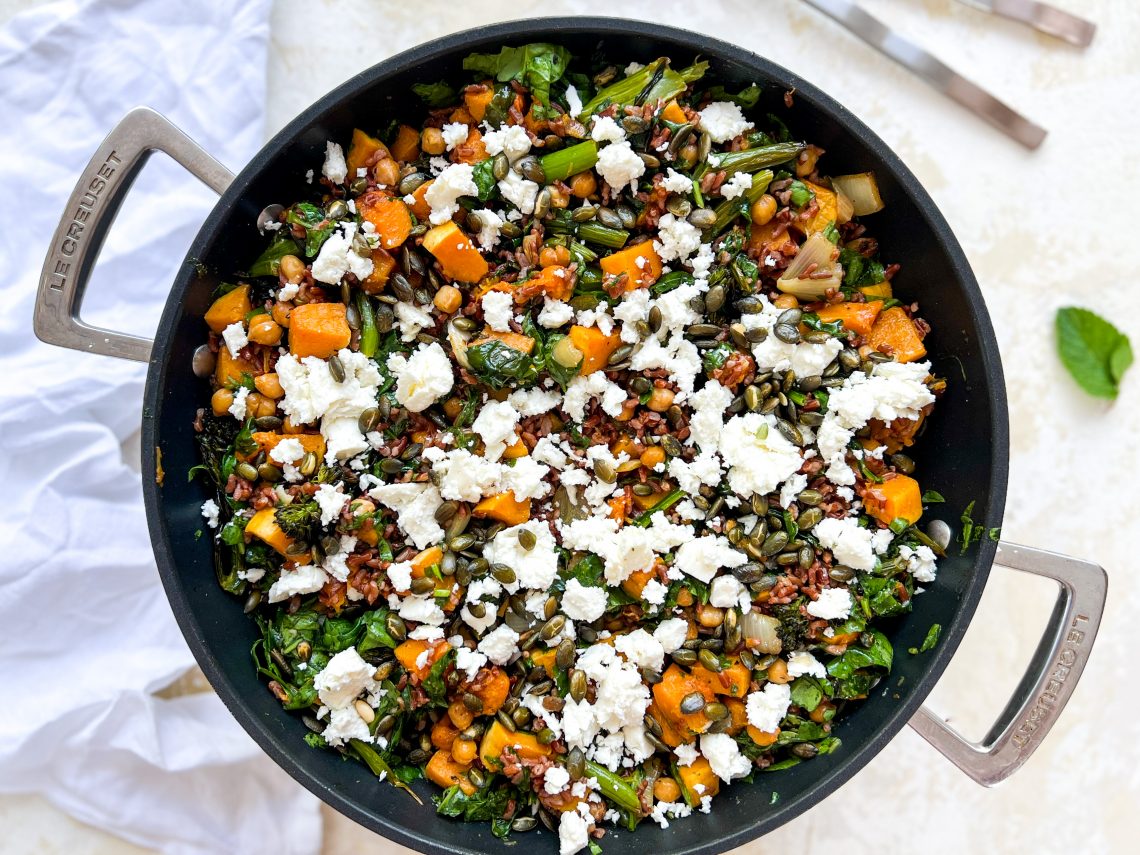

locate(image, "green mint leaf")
[[1056, 306, 1132, 399]]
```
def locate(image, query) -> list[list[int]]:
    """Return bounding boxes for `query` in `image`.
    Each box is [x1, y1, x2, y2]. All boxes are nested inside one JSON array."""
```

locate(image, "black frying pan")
[[34, 18, 1106, 855]]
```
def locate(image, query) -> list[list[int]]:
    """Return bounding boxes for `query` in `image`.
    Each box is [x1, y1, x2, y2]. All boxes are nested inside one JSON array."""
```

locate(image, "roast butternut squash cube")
[[600, 242, 662, 291], [204, 284, 251, 333], [567, 324, 622, 375], [288, 302, 351, 359], [814, 300, 883, 337], [345, 128, 388, 179], [864, 473, 924, 525], [866, 306, 926, 363], [423, 221, 489, 283], [472, 491, 531, 526], [245, 507, 294, 556]]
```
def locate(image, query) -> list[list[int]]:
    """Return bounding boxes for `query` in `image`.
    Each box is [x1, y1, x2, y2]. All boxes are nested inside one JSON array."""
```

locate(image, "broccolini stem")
[[709, 169, 773, 234], [540, 140, 598, 183], [356, 291, 378, 358], [576, 221, 630, 249], [584, 760, 642, 815]]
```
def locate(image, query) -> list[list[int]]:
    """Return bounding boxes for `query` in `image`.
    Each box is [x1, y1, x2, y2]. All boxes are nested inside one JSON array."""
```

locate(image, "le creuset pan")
[[34, 18, 1107, 855]]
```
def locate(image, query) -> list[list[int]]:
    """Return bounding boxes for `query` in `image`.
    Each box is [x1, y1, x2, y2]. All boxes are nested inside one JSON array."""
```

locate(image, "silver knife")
[[959, 0, 1096, 48], [800, 0, 1047, 150]]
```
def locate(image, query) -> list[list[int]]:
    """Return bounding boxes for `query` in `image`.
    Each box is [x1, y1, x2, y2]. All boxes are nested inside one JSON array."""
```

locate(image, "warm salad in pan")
[[193, 43, 945, 853]]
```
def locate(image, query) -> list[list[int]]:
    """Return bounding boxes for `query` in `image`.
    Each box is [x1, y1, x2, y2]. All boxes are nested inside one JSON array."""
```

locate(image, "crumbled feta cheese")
[[558, 809, 591, 855], [277, 281, 301, 302], [498, 170, 539, 214], [901, 544, 938, 583], [393, 301, 435, 342], [396, 592, 446, 626], [498, 456, 552, 500], [562, 371, 628, 422], [625, 61, 644, 75], [482, 124, 532, 161], [483, 521, 559, 590], [575, 304, 615, 337], [313, 647, 377, 709], [746, 682, 792, 733], [472, 398, 521, 461], [321, 705, 373, 747], [595, 140, 645, 193], [709, 574, 745, 608], [590, 115, 626, 143], [700, 732, 752, 782], [649, 800, 693, 829], [425, 163, 478, 225], [478, 624, 520, 665], [276, 349, 382, 461], [720, 171, 753, 200], [269, 437, 305, 465], [642, 578, 668, 606], [812, 515, 881, 572], [687, 379, 733, 451], [385, 560, 413, 593], [386, 341, 454, 413], [674, 742, 700, 767], [652, 212, 702, 262], [228, 386, 250, 421], [538, 297, 574, 328], [321, 140, 348, 184], [481, 290, 514, 333], [200, 499, 220, 529], [562, 578, 608, 623], [314, 483, 348, 526], [544, 764, 571, 794], [221, 322, 247, 358], [455, 646, 488, 682], [661, 167, 693, 195], [368, 482, 445, 549], [673, 535, 747, 584], [507, 387, 562, 417], [310, 222, 374, 284], [565, 84, 583, 116], [719, 413, 803, 498], [267, 564, 328, 603], [421, 447, 503, 502], [441, 122, 469, 151], [613, 288, 651, 343], [613, 628, 664, 672], [786, 650, 827, 679], [806, 587, 853, 620], [698, 101, 754, 144], [473, 208, 504, 251]]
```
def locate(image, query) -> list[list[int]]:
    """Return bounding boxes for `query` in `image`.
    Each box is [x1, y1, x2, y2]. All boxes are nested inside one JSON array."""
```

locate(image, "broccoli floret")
[[274, 499, 321, 540], [772, 599, 809, 651]]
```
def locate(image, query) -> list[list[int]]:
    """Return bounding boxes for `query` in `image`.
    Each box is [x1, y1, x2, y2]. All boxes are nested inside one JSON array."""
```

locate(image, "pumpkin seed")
[[390, 272, 414, 302], [706, 715, 732, 734], [594, 459, 616, 484], [792, 742, 819, 759], [572, 204, 597, 222], [492, 564, 516, 585], [328, 353, 346, 383], [799, 411, 825, 427], [798, 507, 824, 531], [492, 153, 509, 181], [798, 545, 815, 570], [434, 500, 459, 524], [607, 344, 634, 366], [777, 308, 803, 327], [235, 462, 259, 482], [622, 114, 651, 134], [533, 186, 553, 219], [556, 638, 576, 670], [567, 746, 587, 779], [891, 453, 916, 474], [705, 701, 730, 721], [630, 376, 652, 395], [746, 326, 769, 343], [705, 284, 727, 314], [777, 419, 804, 446], [798, 374, 822, 393], [397, 172, 426, 196], [638, 152, 661, 169], [540, 614, 566, 641], [680, 692, 706, 714], [467, 602, 486, 619], [698, 648, 723, 673], [400, 442, 423, 461], [661, 435, 684, 457], [463, 691, 484, 712], [666, 195, 692, 217], [511, 816, 538, 833], [325, 199, 348, 220], [385, 613, 407, 642], [570, 669, 588, 702], [467, 767, 487, 788], [670, 648, 698, 666], [517, 155, 546, 184], [410, 577, 436, 596], [518, 528, 537, 550], [380, 457, 403, 475], [358, 407, 380, 434], [243, 588, 262, 614], [666, 404, 684, 426], [686, 322, 721, 338], [191, 345, 217, 378], [440, 551, 457, 576], [688, 206, 717, 230], [774, 323, 801, 344], [615, 205, 636, 229], [496, 710, 517, 732], [829, 565, 856, 583], [452, 316, 477, 333], [374, 304, 394, 333], [257, 462, 283, 482], [648, 305, 663, 333], [632, 483, 654, 496], [668, 122, 695, 154], [596, 207, 624, 229], [761, 530, 789, 556], [736, 296, 764, 314]]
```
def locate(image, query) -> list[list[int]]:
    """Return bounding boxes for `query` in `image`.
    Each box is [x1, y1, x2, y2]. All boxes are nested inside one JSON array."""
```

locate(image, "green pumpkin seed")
[[688, 206, 717, 230], [777, 419, 804, 446], [533, 186, 553, 219], [518, 528, 537, 550], [670, 648, 698, 666], [704, 701, 729, 721], [594, 459, 616, 484], [798, 507, 824, 531], [518, 155, 546, 184], [668, 122, 695, 154], [325, 199, 348, 220], [243, 588, 262, 614], [491, 153, 509, 181], [666, 195, 692, 217], [761, 530, 789, 556], [632, 483, 654, 496], [379, 457, 403, 475], [467, 602, 486, 619], [541, 614, 566, 640], [698, 648, 723, 673], [385, 613, 407, 642], [570, 669, 588, 702], [567, 747, 586, 779], [357, 407, 380, 435], [328, 354, 346, 383], [191, 345, 217, 377], [830, 565, 856, 583], [572, 205, 597, 222], [891, 453, 916, 474], [556, 638, 576, 670], [638, 152, 661, 169], [622, 114, 651, 134], [463, 691, 484, 712], [397, 172, 427, 196], [492, 564, 516, 585], [235, 462, 258, 482], [660, 435, 683, 457], [410, 577, 436, 596], [254, 415, 283, 431], [615, 205, 636, 229], [680, 692, 706, 714], [774, 323, 801, 344]]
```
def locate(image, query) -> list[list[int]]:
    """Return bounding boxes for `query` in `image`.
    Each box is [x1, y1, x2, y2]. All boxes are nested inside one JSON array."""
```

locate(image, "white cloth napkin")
[[0, 1, 323, 853]]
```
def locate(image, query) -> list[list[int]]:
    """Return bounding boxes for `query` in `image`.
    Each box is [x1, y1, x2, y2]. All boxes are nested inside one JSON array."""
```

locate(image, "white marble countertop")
[[3, 0, 1137, 852]]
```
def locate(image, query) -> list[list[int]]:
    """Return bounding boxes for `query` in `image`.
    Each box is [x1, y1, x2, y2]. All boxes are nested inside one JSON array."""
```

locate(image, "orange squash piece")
[[479, 720, 550, 769], [868, 412, 925, 454], [345, 128, 388, 179], [798, 181, 838, 234], [390, 124, 421, 163], [661, 101, 687, 124], [815, 300, 883, 337], [431, 716, 460, 751], [449, 106, 475, 124], [866, 307, 926, 363], [567, 324, 622, 375], [214, 348, 258, 387], [863, 473, 924, 526], [648, 701, 688, 748], [360, 247, 396, 293], [513, 264, 575, 303], [621, 567, 655, 599], [690, 661, 752, 699], [464, 86, 495, 122], [247, 431, 326, 462], [725, 698, 748, 736], [472, 491, 531, 526], [502, 437, 529, 459], [245, 508, 294, 556], [652, 664, 716, 743], [859, 281, 892, 300], [288, 302, 351, 359], [453, 127, 488, 165], [358, 191, 413, 250], [409, 179, 433, 221], [394, 638, 450, 681], [748, 220, 798, 256], [426, 750, 476, 795], [469, 328, 535, 355], [468, 667, 510, 715], [746, 725, 779, 746], [677, 757, 720, 803], [600, 242, 662, 291], [422, 221, 489, 283], [205, 284, 252, 333], [529, 648, 557, 678]]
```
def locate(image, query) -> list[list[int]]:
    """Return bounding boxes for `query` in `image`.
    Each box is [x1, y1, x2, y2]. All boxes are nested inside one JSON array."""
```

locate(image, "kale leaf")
[[463, 43, 571, 115]]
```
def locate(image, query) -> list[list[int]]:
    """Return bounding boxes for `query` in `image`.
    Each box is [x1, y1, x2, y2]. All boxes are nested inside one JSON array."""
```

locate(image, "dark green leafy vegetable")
[[922, 490, 945, 504], [788, 180, 814, 208], [702, 342, 735, 372], [1055, 306, 1133, 399], [351, 739, 423, 804], [471, 158, 499, 201], [704, 82, 762, 108], [422, 648, 456, 706], [789, 676, 828, 712], [249, 232, 299, 277], [463, 43, 571, 115], [435, 783, 515, 827], [839, 247, 886, 288], [412, 80, 457, 107], [579, 58, 708, 118], [465, 340, 537, 388], [285, 202, 336, 257]]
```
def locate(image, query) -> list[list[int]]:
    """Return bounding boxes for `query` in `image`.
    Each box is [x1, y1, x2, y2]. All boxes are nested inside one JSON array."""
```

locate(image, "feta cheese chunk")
[[673, 535, 747, 584], [386, 342, 454, 413], [478, 624, 520, 665], [698, 101, 754, 143], [745, 682, 792, 733], [313, 647, 376, 709], [441, 122, 469, 151], [321, 140, 348, 184], [221, 322, 247, 358], [561, 578, 608, 623], [368, 482, 445, 550], [595, 140, 645, 193], [481, 290, 513, 333], [425, 163, 478, 225], [267, 564, 328, 603], [699, 732, 752, 782], [806, 587, 853, 620], [719, 413, 803, 498]]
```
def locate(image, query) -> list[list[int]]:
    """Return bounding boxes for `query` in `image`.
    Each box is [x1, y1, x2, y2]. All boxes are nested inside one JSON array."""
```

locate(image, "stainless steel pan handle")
[[909, 542, 1107, 786], [34, 107, 234, 361]]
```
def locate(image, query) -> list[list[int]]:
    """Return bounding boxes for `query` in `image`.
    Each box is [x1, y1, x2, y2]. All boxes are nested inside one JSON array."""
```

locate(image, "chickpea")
[[794, 145, 820, 178], [282, 415, 306, 434], [772, 293, 799, 310], [675, 588, 695, 607], [538, 247, 560, 268], [442, 397, 464, 421], [553, 244, 571, 266], [254, 372, 284, 399], [373, 157, 400, 188], [679, 141, 699, 170], [447, 699, 475, 730], [245, 391, 277, 419], [421, 127, 446, 156], [433, 285, 462, 314], [653, 777, 681, 803], [750, 194, 777, 226], [549, 185, 570, 209], [640, 446, 666, 469], [767, 658, 791, 684], [279, 254, 306, 284], [696, 603, 724, 628], [615, 398, 638, 422], [645, 386, 675, 412], [211, 387, 234, 416], [451, 738, 477, 765], [248, 316, 283, 346], [568, 170, 597, 199], [271, 301, 293, 327]]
